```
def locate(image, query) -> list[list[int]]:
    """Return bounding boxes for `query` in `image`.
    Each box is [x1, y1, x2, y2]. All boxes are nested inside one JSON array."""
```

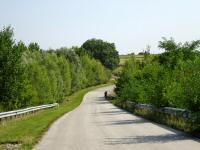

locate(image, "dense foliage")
[[82, 39, 119, 70], [0, 27, 28, 110], [0, 27, 110, 111], [116, 38, 200, 113]]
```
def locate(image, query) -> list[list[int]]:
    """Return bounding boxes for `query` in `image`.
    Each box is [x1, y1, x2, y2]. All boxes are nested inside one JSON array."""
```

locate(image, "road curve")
[[34, 85, 200, 150]]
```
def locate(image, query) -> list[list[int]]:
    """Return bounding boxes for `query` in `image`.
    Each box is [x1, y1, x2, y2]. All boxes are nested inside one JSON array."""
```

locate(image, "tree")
[[81, 39, 119, 70], [0, 27, 111, 111], [0, 26, 27, 111], [158, 37, 200, 69], [28, 42, 41, 51], [56, 47, 86, 91]]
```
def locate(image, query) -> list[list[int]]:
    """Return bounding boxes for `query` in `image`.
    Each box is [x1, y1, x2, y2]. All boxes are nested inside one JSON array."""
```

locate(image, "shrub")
[[116, 38, 200, 113]]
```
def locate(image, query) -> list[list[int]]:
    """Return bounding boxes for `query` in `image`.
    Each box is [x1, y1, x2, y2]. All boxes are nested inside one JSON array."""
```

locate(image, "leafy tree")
[[56, 47, 86, 91], [0, 27, 110, 111], [0, 27, 27, 110], [28, 42, 41, 51], [57, 56, 71, 97], [81, 55, 110, 86], [115, 38, 200, 112], [115, 58, 141, 102], [158, 37, 200, 69], [25, 51, 53, 105], [82, 39, 119, 69]]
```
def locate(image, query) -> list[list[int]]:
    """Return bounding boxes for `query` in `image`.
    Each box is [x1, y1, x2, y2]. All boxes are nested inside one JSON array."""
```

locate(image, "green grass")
[[0, 83, 111, 150], [119, 55, 131, 66]]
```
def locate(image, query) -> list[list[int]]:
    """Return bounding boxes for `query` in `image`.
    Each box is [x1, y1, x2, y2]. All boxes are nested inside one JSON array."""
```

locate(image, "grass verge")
[[0, 83, 111, 150]]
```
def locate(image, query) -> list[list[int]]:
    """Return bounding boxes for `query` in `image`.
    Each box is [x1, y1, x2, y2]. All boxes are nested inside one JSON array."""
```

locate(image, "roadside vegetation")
[[0, 26, 119, 149], [114, 38, 200, 135], [0, 83, 111, 150], [0, 26, 118, 112]]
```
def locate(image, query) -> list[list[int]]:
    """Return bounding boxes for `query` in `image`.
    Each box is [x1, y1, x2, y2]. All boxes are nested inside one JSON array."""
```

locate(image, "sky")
[[0, 0, 200, 54]]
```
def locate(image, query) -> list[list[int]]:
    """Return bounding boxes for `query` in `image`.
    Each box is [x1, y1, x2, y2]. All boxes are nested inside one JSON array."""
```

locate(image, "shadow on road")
[[90, 110, 128, 116], [92, 97, 111, 105], [103, 119, 148, 125], [104, 134, 189, 145], [93, 118, 148, 126], [91, 95, 200, 146]]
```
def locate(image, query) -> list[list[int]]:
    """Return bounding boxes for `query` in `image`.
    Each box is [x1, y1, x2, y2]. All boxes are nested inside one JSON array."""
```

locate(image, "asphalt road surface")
[[34, 85, 200, 150]]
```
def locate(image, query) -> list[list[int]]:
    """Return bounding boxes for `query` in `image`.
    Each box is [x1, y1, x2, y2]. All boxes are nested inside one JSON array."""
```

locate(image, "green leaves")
[[28, 42, 41, 52], [116, 38, 200, 113], [158, 38, 200, 69], [0, 27, 110, 112], [82, 39, 120, 70], [0, 26, 27, 111]]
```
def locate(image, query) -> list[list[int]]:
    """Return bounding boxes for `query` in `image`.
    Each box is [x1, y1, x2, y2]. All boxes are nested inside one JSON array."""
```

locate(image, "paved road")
[[34, 85, 200, 150]]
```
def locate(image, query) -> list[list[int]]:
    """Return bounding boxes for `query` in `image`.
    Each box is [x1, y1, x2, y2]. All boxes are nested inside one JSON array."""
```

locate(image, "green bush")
[[181, 58, 200, 112], [116, 38, 200, 113]]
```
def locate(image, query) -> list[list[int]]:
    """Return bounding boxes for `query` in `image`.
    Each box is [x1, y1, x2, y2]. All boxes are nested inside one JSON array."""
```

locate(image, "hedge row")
[[0, 27, 110, 111]]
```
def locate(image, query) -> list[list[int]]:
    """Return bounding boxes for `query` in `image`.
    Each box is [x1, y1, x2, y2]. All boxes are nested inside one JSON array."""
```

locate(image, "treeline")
[[116, 38, 200, 113], [0, 27, 111, 112]]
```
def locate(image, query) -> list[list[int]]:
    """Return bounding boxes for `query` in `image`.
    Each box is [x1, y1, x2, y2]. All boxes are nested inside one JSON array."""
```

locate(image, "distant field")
[[119, 55, 144, 66], [113, 55, 144, 76], [114, 54, 158, 76]]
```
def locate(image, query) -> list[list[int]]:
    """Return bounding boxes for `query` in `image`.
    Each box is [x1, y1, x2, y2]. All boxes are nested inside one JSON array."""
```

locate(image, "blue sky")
[[0, 0, 200, 54]]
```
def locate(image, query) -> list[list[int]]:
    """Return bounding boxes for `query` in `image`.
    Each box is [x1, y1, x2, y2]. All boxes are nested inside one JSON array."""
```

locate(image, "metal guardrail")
[[0, 103, 59, 120]]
